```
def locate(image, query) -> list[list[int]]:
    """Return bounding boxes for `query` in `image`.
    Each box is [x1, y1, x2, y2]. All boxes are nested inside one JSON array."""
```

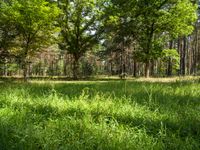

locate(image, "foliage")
[[0, 0, 60, 80], [58, 0, 104, 79], [135, 0, 197, 60], [0, 0, 199, 78], [161, 49, 180, 70], [81, 61, 95, 77], [0, 0, 18, 63], [105, 0, 197, 77], [13, 0, 60, 58]]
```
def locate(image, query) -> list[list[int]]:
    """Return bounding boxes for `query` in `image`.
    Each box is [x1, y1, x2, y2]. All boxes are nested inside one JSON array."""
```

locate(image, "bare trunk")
[[145, 61, 150, 78], [177, 38, 181, 76], [72, 54, 79, 80], [181, 37, 186, 76], [167, 58, 172, 76], [133, 60, 137, 77], [151, 60, 154, 77], [63, 54, 67, 76], [23, 62, 28, 82], [192, 24, 198, 75], [4, 59, 8, 77], [167, 41, 173, 76], [119, 50, 126, 79], [110, 62, 114, 75]]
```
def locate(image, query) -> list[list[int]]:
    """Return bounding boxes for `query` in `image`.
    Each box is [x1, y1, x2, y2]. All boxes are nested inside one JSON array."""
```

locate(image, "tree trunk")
[[177, 38, 181, 76], [192, 23, 198, 75], [119, 50, 126, 79], [110, 62, 114, 75], [133, 60, 137, 77], [119, 51, 123, 79], [145, 61, 150, 78], [151, 60, 154, 77], [181, 37, 187, 76], [72, 54, 80, 80], [63, 53, 67, 76], [167, 41, 173, 76], [167, 58, 172, 76], [22, 45, 29, 81], [23, 61, 28, 82], [4, 58, 8, 77]]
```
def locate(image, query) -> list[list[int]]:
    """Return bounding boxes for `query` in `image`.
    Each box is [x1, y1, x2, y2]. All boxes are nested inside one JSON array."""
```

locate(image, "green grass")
[[0, 79, 200, 150]]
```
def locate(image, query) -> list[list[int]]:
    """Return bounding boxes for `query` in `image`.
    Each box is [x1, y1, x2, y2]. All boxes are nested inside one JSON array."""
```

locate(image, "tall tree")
[[0, 0, 18, 64], [102, 0, 136, 78], [1, 0, 60, 81], [58, 0, 103, 79], [107, 0, 197, 77], [134, 0, 197, 77]]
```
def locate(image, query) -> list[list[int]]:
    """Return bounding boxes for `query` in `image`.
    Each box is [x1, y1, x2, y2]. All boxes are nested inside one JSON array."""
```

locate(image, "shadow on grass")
[[0, 80, 200, 106], [0, 80, 200, 149], [0, 101, 200, 150]]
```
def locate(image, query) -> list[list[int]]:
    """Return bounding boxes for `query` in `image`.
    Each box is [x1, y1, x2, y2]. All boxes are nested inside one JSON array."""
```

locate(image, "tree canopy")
[[0, 0, 198, 79], [105, 0, 197, 77], [58, 0, 104, 79], [0, 0, 60, 80]]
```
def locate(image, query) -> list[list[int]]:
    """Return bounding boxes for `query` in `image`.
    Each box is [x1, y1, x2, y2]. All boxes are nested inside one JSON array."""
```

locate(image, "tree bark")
[[151, 60, 154, 77], [133, 60, 137, 77], [23, 61, 28, 82], [72, 54, 80, 80], [181, 37, 187, 76], [167, 58, 172, 76], [177, 38, 181, 76], [167, 41, 173, 76], [145, 61, 150, 78], [192, 23, 198, 75], [4, 58, 8, 77], [63, 53, 67, 76]]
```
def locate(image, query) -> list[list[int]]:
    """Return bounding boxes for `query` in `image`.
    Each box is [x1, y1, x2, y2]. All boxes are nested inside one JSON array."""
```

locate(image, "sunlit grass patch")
[[0, 80, 199, 149]]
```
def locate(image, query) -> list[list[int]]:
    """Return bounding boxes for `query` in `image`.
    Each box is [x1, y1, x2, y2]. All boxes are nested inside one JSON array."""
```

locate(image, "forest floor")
[[0, 78, 200, 149]]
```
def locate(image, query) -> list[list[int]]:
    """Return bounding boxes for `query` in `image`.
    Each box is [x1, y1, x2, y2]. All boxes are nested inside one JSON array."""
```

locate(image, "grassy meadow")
[[0, 78, 200, 149]]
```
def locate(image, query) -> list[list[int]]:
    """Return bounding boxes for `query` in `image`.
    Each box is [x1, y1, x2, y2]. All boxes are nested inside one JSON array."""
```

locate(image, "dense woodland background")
[[0, 0, 200, 80]]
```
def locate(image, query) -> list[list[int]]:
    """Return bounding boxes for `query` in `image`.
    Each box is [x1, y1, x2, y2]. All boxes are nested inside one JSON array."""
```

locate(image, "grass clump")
[[0, 80, 200, 149]]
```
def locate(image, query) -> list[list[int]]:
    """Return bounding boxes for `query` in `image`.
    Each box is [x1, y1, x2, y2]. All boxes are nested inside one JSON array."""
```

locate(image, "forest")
[[0, 0, 199, 80], [1, 0, 200, 150]]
